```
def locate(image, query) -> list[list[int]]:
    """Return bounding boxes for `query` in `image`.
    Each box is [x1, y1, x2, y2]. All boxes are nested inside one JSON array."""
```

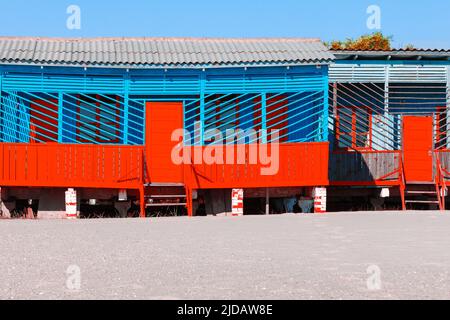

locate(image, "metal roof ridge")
[[0, 36, 323, 42], [332, 49, 450, 53]]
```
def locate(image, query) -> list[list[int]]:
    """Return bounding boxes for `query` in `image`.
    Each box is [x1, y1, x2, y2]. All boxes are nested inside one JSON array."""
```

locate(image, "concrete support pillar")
[[65, 188, 77, 219], [0, 187, 12, 218], [25, 202, 34, 219], [0, 201, 11, 218], [313, 187, 327, 214], [114, 201, 130, 218], [231, 189, 244, 216], [37, 188, 67, 219], [0, 187, 11, 219]]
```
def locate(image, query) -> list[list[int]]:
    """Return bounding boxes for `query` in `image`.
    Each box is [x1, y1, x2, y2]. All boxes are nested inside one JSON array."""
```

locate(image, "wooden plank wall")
[[329, 151, 400, 183]]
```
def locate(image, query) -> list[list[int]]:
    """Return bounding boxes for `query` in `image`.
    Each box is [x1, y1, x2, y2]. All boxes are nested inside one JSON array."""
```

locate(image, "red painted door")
[[145, 102, 184, 184], [403, 116, 433, 182]]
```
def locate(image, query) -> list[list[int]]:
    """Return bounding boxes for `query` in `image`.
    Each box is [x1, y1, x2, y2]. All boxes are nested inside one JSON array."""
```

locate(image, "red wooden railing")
[[0, 143, 144, 189], [399, 154, 406, 211], [183, 142, 330, 190], [435, 154, 448, 211]]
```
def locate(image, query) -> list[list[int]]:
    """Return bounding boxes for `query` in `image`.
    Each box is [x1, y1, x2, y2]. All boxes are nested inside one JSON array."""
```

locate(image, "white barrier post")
[[231, 189, 244, 216], [65, 188, 77, 219], [313, 187, 327, 214]]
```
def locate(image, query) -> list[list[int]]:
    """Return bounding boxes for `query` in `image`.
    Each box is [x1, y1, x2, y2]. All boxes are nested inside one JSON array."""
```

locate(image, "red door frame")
[[402, 116, 434, 183]]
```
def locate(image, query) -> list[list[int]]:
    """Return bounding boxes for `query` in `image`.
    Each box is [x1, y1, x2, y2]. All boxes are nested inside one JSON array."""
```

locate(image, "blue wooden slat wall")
[[0, 64, 329, 145]]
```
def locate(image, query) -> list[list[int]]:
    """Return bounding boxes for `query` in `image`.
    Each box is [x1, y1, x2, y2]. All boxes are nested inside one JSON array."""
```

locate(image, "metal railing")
[[435, 154, 448, 211]]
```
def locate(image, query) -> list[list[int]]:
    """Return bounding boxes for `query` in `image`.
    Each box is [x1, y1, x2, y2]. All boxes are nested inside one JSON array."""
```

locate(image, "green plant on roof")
[[326, 32, 392, 51]]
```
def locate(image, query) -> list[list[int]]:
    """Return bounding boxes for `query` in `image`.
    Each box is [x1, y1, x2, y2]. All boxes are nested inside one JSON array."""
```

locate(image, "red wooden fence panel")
[[0, 143, 144, 189], [183, 142, 329, 189], [0, 142, 329, 190]]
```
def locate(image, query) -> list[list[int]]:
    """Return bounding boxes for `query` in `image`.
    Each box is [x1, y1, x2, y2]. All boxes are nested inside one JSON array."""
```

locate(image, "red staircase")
[[399, 156, 448, 211]]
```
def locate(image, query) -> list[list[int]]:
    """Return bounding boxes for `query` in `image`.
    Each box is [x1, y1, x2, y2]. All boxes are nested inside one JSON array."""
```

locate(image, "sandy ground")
[[1, 211, 450, 300]]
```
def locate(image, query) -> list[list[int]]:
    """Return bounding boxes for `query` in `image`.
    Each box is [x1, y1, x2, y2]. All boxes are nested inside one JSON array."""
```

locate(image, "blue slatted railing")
[[185, 91, 326, 145]]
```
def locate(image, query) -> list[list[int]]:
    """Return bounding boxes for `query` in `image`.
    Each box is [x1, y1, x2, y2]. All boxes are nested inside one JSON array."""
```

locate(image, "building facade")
[[2, 37, 450, 218], [329, 49, 450, 211], [0, 37, 332, 218]]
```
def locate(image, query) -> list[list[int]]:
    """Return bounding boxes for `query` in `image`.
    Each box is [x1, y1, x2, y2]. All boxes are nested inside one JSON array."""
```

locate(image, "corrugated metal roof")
[[332, 49, 450, 61], [0, 37, 334, 68]]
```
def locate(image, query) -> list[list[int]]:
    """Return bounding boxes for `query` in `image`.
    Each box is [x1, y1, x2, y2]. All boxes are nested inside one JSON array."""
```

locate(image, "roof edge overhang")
[[0, 60, 333, 71], [332, 50, 450, 62]]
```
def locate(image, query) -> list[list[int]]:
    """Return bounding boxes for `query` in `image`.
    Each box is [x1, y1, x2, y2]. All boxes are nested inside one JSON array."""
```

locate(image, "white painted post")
[[313, 187, 327, 214], [231, 189, 244, 216], [65, 188, 77, 219], [265, 188, 270, 215]]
